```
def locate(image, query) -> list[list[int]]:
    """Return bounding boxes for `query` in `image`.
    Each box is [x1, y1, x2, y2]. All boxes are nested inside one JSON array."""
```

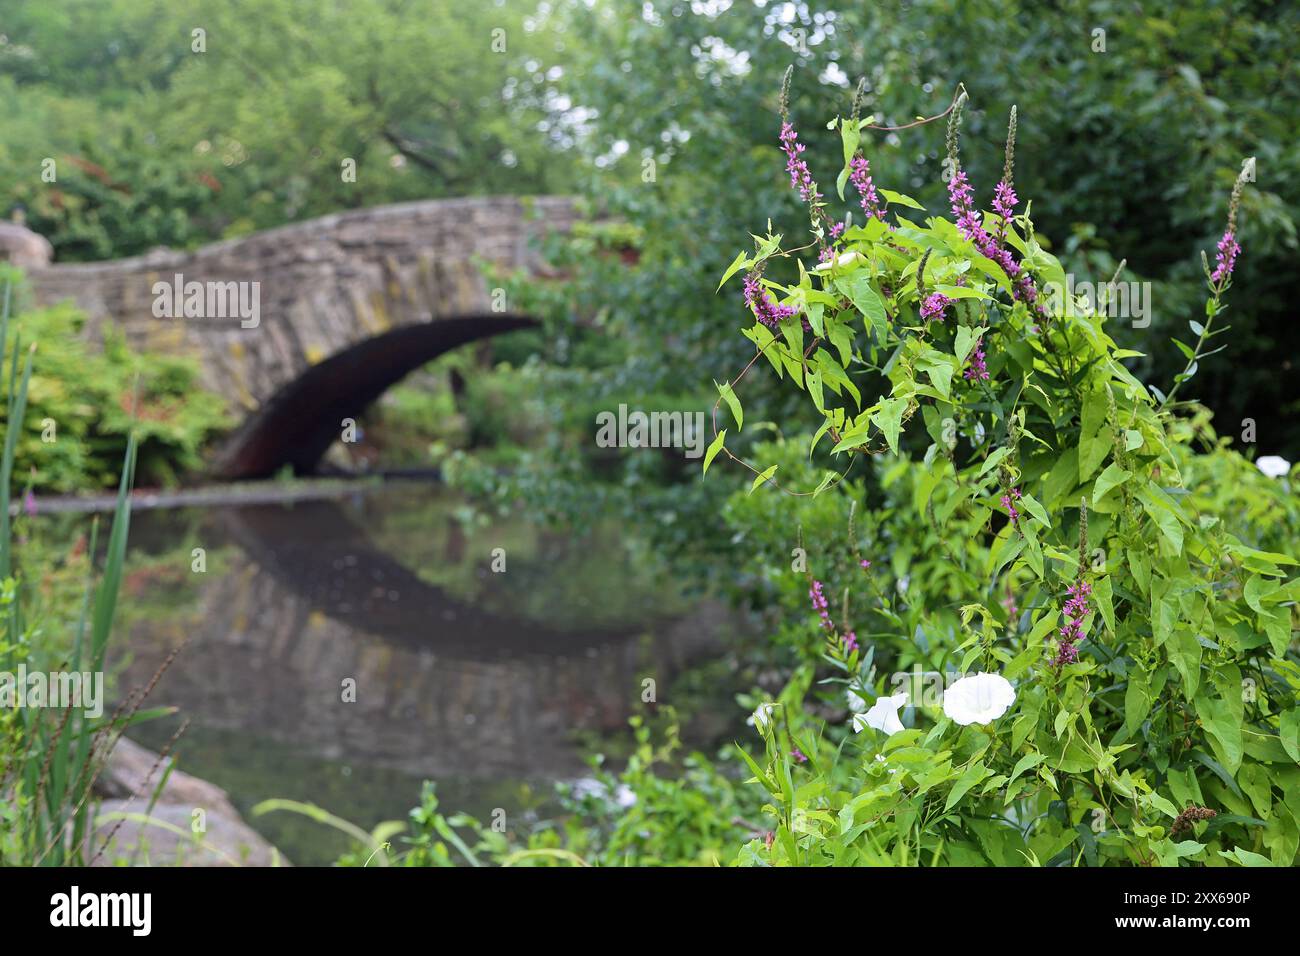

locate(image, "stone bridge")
[[22, 196, 577, 478]]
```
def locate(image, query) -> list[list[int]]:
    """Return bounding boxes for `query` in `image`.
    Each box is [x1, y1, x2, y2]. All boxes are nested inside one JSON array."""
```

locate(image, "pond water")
[[78, 482, 746, 864]]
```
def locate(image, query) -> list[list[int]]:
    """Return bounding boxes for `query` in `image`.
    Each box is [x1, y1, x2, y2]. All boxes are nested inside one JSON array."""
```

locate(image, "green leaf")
[[879, 188, 925, 210], [1078, 386, 1111, 482], [1022, 524, 1045, 579], [1190, 750, 1242, 798], [1169, 630, 1202, 700], [1018, 493, 1051, 529], [1280, 709, 1300, 765], [954, 325, 979, 363], [836, 274, 888, 339], [917, 352, 955, 399], [1139, 486, 1185, 553], [1092, 463, 1131, 506], [1008, 752, 1046, 786], [1196, 695, 1243, 774], [733, 743, 774, 791], [807, 300, 825, 338], [977, 446, 1012, 479], [715, 380, 743, 431], [806, 368, 825, 413], [944, 761, 989, 811], [1218, 848, 1273, 867], [1243, 574, 1280, 614], [1094, 574, 1114, 633], [717, 251, 749, 291], [872, 397, 906, 454], [828, 315, 855, 367], [931, 284, 991, 301], [1124, 670, 1152, 737], [702, 429, 726, 476], [749, 464, 777, 494], [840, 116, 861, 170]]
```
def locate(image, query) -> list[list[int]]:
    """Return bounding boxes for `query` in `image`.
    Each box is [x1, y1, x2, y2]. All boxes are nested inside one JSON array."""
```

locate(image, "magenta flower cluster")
[[743, 273, 797, 330], [819, 221, 848, 262], [1211, 229, 1241, 283], [964, 339, 989, 381], [947, 170, 1046, 322], [1053, 578, 1093, 667], [1001, 486, 1022, 526], [991, 181, 1018, 244], [849, 155, 886, 221], [810, 579, 833, 631], [920, 291, 953, 323], [780, 122, 820, 203], [812, 576, 857, 651]]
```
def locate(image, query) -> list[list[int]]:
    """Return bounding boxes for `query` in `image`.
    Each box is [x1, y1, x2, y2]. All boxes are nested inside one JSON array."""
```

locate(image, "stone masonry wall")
[[25, 196, 576, 413]]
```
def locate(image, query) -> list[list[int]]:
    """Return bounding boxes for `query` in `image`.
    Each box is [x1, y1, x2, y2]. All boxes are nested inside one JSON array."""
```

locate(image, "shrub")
[[708, 78, 1298, 866], [0, 273, 230, 492]]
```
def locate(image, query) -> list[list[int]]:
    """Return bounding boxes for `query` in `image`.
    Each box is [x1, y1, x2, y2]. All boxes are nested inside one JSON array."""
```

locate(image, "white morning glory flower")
[[1256, 455, 1292, 478], [942, 673, 1016, 726], [853, 691, 908, 735], [750, 702, 776, 733]]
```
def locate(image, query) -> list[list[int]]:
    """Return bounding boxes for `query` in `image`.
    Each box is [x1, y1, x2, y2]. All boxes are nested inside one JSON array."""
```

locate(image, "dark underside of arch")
[[209, 315, 537, 480]]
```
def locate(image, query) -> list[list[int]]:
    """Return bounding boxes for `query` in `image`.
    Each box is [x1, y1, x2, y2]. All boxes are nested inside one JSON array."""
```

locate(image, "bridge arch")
[[210, 313, 537, 478], [25, 196, 576, 476]]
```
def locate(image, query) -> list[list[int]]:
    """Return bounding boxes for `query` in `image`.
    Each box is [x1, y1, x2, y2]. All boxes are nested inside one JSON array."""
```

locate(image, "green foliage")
[[548, 714, 759, 866], [712, 93, 1299, 866], [0, 0, 575, 259], [0, 281, 152, 865], [269, 711, 758, 867], [0, 279, 229, 492]]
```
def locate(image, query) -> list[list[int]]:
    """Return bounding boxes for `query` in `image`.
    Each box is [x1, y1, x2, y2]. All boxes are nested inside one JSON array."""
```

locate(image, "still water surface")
[[93, 483, 744, 864]]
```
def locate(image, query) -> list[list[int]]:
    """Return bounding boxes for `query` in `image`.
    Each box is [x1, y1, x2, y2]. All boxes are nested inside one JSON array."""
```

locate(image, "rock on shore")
[[90, 736, 288, 867]]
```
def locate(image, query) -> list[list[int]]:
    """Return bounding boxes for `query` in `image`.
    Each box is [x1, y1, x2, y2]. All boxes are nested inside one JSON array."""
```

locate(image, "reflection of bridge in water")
[[113, 497, 729, 780]]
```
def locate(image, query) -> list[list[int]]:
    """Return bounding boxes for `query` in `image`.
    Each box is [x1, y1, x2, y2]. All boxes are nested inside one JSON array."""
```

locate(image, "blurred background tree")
[[0, 0, 1295, 470], [0, 0, 575, 255]]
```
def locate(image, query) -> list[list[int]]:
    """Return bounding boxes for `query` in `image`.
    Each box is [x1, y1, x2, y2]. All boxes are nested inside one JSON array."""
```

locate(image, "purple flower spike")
[[810, 579, 834, 632], [1211, 229, 1241, 283], [780, 122, 820, 204], [1052, 577, 1093, 667], [1000, 486, 1021, 526], [964, 341, 989, 382], [849, 155, 886, 221]]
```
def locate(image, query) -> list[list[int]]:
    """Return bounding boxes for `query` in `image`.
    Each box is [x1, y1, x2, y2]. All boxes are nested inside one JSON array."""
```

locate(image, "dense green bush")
[[0, 278, 229, 492], [706, 81, 1298, 866], [0, 285, 153, 866]]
